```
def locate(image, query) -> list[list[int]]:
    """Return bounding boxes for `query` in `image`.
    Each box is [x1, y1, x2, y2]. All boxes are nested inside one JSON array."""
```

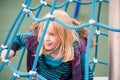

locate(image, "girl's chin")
[[45, 48, 57, 53], [45, 47, 52, 50], [45, 48, 53, 52]]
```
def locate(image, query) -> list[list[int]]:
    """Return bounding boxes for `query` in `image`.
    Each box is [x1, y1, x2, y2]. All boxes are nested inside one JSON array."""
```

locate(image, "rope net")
[[0, 0, 120, 80]]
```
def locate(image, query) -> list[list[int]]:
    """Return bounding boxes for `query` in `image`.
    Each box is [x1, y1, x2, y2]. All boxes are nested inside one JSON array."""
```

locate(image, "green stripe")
[[37, 56, 72, 80]]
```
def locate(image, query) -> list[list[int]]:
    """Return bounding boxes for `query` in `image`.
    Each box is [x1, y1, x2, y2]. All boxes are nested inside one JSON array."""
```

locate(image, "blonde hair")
[[30, 22, 40, 32], [38, 10, 76, 62], [71, 18, 95, 47]]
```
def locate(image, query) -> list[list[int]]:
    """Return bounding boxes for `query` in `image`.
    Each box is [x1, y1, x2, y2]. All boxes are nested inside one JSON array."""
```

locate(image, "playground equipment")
[[109, 0, 120, 80], [0, 0, 120, 80]]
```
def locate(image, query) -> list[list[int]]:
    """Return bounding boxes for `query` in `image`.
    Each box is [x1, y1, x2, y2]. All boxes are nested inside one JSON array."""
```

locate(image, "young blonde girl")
[[1, 9, 95, 80], [35, 10, 95, 80]]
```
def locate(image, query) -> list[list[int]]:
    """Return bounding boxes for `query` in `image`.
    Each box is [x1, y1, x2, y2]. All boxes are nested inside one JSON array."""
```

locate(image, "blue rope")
[[1, 0, 120, 80], [92, 0, 102, 72]]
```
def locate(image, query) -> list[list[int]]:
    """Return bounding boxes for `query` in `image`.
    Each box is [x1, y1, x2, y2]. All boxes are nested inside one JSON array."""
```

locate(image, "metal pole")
[[109, 0, 120, 80]]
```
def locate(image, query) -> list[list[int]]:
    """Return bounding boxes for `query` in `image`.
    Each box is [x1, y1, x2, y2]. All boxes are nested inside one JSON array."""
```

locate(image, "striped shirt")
[[37, 55, 72, 80]]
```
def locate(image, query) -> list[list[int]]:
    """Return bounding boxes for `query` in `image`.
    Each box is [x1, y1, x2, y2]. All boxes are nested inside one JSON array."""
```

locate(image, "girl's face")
[[43, 23, 60, 54]]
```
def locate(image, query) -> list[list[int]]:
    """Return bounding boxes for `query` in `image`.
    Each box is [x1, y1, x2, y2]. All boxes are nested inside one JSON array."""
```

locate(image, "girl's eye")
[[49, 32, 54, 36]]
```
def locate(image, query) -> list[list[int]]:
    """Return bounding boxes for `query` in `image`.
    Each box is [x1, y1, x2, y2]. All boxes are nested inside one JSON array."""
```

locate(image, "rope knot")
[[41, 0, 47, 6], [93, 58, 98, 63], [89, 19, 96, 25], [29, 70, 37, 76], [2, 58, 10, 64], [13, 72, 20, 78]]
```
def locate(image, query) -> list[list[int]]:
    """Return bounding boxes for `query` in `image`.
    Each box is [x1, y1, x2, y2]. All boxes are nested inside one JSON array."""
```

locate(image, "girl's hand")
[[0, 49, 15, 59]]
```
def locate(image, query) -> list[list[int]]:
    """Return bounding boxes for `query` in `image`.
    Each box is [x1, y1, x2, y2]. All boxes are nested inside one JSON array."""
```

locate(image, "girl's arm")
[[12, 33, 32, 50], [0, 33, 32, 59]]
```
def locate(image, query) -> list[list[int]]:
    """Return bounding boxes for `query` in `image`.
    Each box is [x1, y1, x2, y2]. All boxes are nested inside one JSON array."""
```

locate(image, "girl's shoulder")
[[74, 37, 87, 54], [24, 34, 38, 48], [24, 30, 39, 44]]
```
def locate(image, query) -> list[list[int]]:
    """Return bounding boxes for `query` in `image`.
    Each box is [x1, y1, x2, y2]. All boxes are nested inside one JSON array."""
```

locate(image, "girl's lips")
[[45, 43, 52, 46]]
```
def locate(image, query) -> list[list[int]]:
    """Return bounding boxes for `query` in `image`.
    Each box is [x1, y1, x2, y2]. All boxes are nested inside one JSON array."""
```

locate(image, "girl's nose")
[[44, 34, 49, 41]]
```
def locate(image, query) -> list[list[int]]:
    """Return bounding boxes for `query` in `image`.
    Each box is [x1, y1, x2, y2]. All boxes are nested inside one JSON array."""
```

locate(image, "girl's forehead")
[[48, 23, 53, 29], [47, 23, 55, 32], [42, 22, 53, 29], [43, 22, 59, 33]]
